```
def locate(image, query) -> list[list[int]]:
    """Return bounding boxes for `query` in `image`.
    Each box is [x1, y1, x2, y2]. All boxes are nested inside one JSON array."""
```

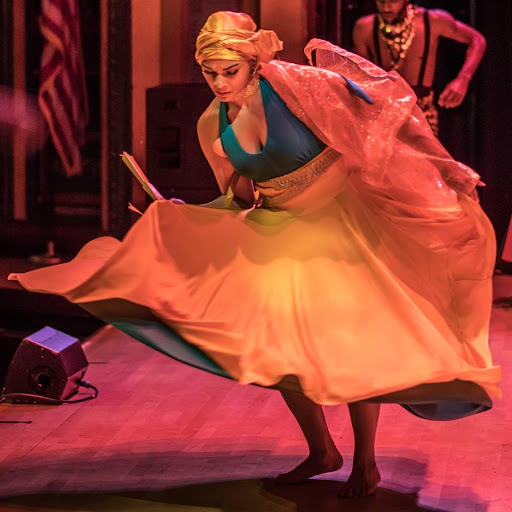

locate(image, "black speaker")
[[2, 326, 89, 403], [146, 83, 220, 204]]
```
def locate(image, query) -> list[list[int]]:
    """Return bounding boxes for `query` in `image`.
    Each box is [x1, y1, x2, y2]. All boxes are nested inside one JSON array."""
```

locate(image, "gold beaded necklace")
[[378, 3, 416, 71], [233, 74, 260, 104]]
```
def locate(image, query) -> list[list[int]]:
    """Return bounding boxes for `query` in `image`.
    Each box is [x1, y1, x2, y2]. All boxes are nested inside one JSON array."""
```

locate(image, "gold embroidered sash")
[[255, 147, 340, 207]]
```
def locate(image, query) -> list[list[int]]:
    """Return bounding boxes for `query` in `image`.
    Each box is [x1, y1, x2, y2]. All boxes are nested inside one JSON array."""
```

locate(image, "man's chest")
[[371, 16, 438, 86]]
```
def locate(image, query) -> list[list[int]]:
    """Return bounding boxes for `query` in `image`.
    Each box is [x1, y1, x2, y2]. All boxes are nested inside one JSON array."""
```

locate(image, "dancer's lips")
[[215, 91, 231, 98]]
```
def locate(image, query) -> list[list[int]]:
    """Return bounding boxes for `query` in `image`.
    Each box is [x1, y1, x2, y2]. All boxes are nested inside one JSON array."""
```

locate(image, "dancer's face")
[[201, 59, 253, 102], [375, 0, 409, 23]]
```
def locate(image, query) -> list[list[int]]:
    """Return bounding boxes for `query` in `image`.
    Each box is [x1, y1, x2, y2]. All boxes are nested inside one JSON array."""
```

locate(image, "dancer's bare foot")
[[276, 450, 343, 484], [338, 461, 381, 499]]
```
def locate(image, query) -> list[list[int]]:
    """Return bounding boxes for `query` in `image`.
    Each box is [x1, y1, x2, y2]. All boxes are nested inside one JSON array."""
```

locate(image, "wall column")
[[260, 0, 309, 64]]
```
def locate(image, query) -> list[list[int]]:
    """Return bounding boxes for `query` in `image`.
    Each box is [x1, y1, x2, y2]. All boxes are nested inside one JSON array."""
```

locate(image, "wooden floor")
[[0, 277, 511, 512]]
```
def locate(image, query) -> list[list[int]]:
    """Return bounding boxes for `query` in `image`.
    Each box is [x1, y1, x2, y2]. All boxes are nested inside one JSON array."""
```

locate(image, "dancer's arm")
[[197, 106, 255, 208]]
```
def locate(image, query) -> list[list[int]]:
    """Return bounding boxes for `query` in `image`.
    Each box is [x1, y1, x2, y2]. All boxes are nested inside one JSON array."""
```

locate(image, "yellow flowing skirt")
[[9, 149, 501, 407]]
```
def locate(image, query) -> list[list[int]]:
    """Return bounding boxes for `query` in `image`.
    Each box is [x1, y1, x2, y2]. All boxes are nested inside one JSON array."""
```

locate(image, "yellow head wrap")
[[195, 11, 283, 65]]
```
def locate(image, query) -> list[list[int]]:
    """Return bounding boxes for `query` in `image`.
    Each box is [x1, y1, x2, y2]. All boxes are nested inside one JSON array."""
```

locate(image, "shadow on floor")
[[0, 442, 491, 511], [0, 478, 488, 512]]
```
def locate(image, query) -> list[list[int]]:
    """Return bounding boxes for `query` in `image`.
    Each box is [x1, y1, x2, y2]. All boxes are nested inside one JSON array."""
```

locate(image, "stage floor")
[[1, 277, 511, 512]]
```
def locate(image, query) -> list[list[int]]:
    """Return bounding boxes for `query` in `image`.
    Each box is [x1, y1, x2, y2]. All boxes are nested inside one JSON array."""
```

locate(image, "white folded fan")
[[120, 151, 164, 201]]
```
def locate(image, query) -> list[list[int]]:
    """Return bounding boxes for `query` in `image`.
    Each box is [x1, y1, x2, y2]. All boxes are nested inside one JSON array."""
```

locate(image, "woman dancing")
[[10, 11, 501, 499]]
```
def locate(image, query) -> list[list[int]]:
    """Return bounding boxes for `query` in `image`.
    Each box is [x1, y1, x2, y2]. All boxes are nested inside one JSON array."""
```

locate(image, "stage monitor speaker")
[[2, 326, 89, 403]]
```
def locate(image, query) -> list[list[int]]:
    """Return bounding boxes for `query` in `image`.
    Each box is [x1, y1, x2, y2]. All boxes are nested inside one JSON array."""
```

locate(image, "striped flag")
[[38, 0, 88, 176]]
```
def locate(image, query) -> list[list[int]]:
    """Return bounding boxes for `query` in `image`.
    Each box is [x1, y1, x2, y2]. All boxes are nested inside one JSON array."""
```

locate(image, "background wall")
[[131, 0, 162, 208], [260, 1, 309, 64]]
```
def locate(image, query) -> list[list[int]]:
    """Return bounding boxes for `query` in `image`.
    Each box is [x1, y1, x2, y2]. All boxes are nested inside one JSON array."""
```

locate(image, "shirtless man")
[[352, 0, 486, 136]]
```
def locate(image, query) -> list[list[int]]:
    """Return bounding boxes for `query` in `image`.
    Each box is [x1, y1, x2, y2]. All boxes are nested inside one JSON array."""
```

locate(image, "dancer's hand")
[[471, 179, 487, 202]]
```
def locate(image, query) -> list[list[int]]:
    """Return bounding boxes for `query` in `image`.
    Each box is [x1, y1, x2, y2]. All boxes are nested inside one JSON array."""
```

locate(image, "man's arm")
[[433, 9, 486, 108], [352, 17, 373, 61]]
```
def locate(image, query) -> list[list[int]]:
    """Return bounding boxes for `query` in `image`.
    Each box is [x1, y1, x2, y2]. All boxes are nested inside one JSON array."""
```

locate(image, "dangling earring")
[[234, 66, 260, 103]]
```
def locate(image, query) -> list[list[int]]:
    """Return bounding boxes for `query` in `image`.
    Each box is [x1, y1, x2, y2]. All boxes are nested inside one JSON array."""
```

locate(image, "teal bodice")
[[219, 79, 326, 182]]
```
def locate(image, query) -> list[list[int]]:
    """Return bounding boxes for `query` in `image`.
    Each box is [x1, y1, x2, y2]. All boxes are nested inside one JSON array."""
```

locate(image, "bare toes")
[[338, 463, 380, 499]]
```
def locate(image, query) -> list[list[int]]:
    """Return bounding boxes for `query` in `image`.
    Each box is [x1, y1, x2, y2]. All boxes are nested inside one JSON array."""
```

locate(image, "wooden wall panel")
[[0, 0, 13, 221]]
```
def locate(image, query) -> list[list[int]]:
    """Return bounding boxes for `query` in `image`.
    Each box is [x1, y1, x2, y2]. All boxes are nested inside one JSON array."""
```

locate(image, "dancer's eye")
[[202, 69, 239, 77]]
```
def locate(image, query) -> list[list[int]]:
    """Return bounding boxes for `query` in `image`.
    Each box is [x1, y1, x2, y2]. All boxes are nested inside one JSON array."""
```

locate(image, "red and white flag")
[[38, 0, 89, 176]]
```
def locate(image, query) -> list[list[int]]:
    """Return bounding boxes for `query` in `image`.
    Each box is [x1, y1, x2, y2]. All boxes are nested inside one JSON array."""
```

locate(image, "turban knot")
[[195, 11, 283, 64]]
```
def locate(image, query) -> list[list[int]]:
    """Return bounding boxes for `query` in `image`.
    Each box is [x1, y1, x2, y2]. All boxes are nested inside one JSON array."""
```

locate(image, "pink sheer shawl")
[[201, 39, 481, 208]]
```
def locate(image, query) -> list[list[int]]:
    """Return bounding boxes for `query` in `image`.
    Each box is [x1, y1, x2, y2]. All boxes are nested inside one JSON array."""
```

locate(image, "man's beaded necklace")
[[378, 3, 416, 71]]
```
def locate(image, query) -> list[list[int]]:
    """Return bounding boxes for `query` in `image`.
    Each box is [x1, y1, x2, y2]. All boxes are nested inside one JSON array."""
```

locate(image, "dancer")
[[352, 0, 486, 136], [9, 12, 500, 499]]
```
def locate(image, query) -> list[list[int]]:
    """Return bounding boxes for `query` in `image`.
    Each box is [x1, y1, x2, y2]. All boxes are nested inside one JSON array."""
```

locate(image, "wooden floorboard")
[[0, 279, 511, 511]]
